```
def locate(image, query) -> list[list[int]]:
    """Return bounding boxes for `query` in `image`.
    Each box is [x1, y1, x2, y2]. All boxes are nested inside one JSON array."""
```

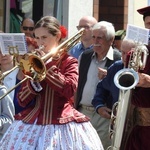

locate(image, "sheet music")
[[126, 24, 149, 45], [0, 33, 27, 55]]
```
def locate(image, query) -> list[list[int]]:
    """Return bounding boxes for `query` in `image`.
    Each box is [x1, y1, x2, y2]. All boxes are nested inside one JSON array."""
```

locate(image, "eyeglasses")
[[22, 26, 34, 31], [76, 25, 91, 30]]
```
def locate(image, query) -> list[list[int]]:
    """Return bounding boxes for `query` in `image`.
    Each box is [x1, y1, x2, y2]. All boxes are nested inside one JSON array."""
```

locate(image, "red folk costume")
[[15, 54, 89, 124]]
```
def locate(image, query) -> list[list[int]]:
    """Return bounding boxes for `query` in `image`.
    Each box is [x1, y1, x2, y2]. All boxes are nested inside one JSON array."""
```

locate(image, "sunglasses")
[[22, 26, 34, 31]]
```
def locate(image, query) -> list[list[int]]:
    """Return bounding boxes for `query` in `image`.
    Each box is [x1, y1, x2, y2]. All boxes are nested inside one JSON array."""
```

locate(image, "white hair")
[[92, 21, 115, 41]]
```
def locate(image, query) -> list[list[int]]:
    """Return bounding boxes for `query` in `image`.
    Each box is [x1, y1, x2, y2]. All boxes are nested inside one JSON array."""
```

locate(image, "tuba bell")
[[107, 43, 149, 150]]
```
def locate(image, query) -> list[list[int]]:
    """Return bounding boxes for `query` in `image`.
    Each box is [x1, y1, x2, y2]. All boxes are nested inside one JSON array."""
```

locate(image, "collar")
[[91, 46, 114, 61], [106, 46, 114, 60]]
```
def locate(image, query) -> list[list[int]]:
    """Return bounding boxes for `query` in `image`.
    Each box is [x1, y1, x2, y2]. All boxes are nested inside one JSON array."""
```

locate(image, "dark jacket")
[[75, 48, 121, 109], [92, 60, 124, 110]]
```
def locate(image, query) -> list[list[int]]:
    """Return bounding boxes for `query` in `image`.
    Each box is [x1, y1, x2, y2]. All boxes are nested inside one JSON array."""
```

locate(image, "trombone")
[[0, 28, 85, 100]]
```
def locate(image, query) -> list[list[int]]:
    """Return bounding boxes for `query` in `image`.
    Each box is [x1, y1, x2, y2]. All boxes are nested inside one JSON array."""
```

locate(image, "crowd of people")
[[0, 4, 150, 150]]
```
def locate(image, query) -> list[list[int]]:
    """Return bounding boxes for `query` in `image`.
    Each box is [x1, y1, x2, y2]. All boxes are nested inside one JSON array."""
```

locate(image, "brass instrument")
[[21, 28, 85, 81], [107, 44, 149, 150], [0, 28, 85, 100]]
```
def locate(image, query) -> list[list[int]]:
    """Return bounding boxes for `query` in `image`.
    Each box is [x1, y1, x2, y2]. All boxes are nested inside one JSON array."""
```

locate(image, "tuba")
[[107, 43, 149, 150]]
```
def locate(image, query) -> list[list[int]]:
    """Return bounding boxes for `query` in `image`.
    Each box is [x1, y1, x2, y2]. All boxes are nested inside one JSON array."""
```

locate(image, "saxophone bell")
[[114, 68, 139, 90]]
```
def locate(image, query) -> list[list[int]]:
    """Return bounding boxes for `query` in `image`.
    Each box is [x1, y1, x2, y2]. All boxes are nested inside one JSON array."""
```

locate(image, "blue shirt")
[[69, 42, 93, 59], [92, 60, 124, 111], [13, 78, 25, 114]]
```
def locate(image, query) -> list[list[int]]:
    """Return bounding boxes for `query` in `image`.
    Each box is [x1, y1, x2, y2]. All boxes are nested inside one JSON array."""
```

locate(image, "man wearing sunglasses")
[[20, 18, 35, 38]]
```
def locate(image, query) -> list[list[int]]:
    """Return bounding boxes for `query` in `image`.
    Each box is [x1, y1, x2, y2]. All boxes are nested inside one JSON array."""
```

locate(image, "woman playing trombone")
[[0, 16, 103, 150]]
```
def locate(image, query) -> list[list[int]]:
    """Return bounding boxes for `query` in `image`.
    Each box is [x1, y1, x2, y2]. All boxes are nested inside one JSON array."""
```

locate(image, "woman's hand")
[[34, 48, 46, 57]]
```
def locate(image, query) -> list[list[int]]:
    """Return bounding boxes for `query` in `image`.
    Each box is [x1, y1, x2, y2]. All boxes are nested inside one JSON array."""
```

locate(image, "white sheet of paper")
[[0, 33, 27, 55], [126, 24, 149, 45]]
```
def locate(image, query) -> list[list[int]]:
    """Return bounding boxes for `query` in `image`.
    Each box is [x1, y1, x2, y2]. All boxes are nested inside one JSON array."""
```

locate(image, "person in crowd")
[[0, 35, 38, 115], [0, 51, 27, 115], [20, 18, 35, 38], [74, 21, 121, 149], [0, 84, 15, 140], [92, 38, 136, 119], [0, 51, 19, 102], [123, 6, 150, 150], [137, 5, 150, 29], [0, 16, 104, 150], [69, 16, 97, 59], [0, 30, 15, 138], [113, 29, 126, 52], [10, 0, 22, 33]]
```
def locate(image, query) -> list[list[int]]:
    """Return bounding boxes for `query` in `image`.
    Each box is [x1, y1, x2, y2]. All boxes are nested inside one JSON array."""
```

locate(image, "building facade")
[[0, 0, 149, 36]]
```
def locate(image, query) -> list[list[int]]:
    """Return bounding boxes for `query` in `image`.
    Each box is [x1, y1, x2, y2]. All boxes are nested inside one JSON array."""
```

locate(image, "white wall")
[[62, 0, 149, 37], [62, 0, 93, 37], [128, 0, 148, 28]]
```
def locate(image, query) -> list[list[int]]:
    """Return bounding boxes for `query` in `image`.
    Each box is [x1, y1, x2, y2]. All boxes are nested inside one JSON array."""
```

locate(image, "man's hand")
[[98, 68, 107, 80], [137, 72, 150, 88], [97, 106, 111, 119]]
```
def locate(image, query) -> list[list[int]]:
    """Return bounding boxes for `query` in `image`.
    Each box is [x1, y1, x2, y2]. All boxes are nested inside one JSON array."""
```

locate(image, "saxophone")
[[107, 43, 149, 150]]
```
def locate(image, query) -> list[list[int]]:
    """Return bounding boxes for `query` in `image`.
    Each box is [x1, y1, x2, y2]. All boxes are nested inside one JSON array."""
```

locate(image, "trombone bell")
[[20, 54, 46, 82]]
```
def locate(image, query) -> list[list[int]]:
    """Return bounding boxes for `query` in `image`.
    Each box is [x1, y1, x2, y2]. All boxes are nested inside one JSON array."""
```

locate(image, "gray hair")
[[92, 21, 115, 41]]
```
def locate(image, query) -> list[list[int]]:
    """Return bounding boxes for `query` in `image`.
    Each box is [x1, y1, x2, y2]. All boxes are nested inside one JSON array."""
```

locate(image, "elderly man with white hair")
[[75, 21, 121, 149]]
